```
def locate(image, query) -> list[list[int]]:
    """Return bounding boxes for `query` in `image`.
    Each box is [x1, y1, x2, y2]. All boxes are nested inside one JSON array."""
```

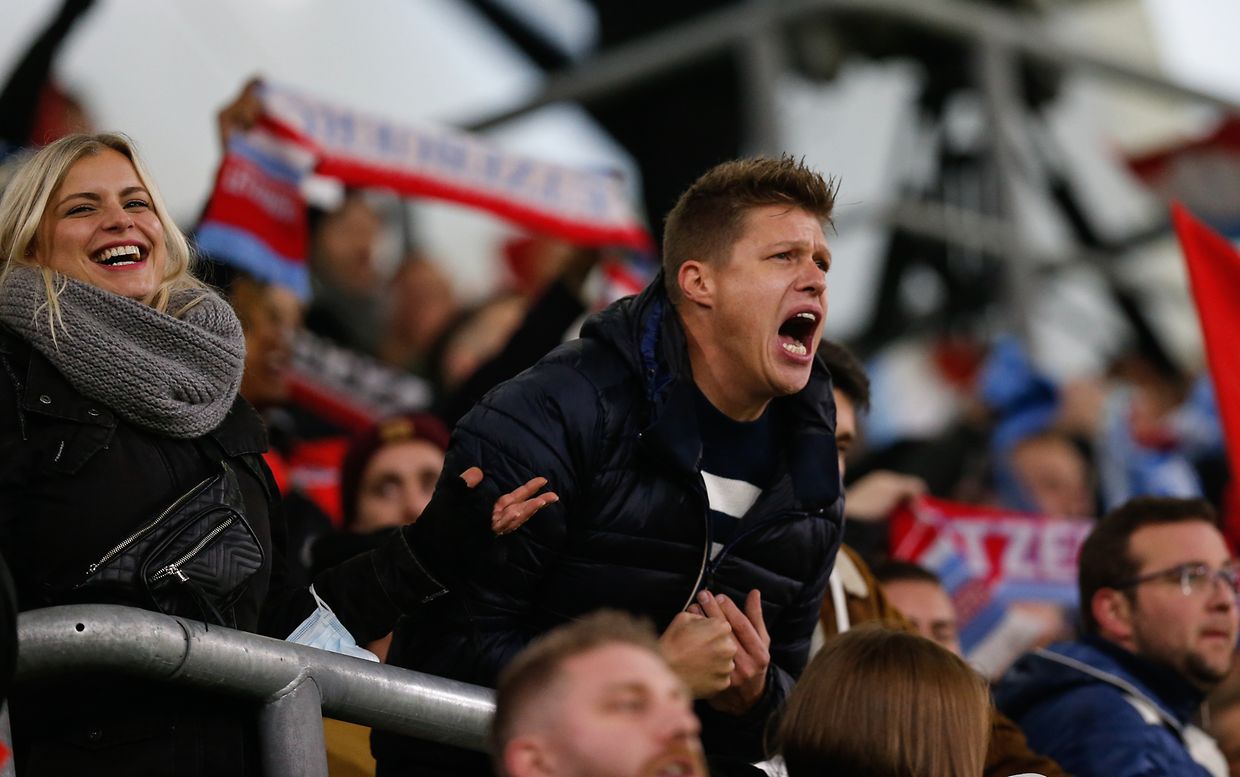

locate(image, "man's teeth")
[[94, 245, 142, 264], [782, 341, 808, 356], [794, 312, 817, 322]]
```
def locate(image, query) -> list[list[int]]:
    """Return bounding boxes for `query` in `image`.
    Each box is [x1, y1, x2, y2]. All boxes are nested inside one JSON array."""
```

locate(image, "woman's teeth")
[[93, 245, 142, 265], [782, 341, 807, 356]]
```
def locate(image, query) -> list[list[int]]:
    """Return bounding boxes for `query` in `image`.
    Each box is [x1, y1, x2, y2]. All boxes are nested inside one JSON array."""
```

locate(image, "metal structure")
[[468, 0, 1240, 337], [5, 605, 495, 777]]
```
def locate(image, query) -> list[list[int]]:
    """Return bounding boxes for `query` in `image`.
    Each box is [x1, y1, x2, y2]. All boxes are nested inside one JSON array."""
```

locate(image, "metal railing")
[[5, 605, 495, 777]]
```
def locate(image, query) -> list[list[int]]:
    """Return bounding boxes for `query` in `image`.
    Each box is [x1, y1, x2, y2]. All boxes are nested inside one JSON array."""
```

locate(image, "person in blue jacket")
[[995, 496, 1237, 777], [378, 156, 845, 777]]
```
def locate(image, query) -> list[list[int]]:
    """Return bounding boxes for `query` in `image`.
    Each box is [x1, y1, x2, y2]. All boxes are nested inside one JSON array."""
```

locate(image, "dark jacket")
[[378, 279, 845, 776], [995, 637, 1227, 777], [0, 325, 313, 776]]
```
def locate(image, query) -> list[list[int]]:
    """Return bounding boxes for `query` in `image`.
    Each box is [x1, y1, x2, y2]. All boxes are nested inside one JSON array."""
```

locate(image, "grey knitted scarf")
[[0, 266, 246, 438]]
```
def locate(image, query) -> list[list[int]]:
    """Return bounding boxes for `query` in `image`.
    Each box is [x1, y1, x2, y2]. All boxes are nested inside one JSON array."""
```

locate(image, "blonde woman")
[[0, 130, 329, 777], [0, 133, 557, 776]]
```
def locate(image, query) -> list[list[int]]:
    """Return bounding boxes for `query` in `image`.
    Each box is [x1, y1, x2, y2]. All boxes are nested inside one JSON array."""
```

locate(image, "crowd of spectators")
[[1, 5, 1238, 777]]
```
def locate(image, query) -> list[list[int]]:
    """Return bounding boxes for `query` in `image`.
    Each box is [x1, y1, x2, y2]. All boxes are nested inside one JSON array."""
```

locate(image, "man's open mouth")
[[92, 245, 146, 267], [778, 310, 819, 357]]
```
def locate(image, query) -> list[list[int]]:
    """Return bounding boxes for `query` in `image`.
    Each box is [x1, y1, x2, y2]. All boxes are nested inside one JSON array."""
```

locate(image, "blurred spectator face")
[[232, 277, 302, 409], [1010, 434, 1092, 517], [312, 195, 381, 296], [880, 579, 962, 655], [388, 257, 458, 356], [833, 389, 856, 476], [353, 439, 445, 533], [1112, 521, 1238, 690], [507, 643, 705, 777]]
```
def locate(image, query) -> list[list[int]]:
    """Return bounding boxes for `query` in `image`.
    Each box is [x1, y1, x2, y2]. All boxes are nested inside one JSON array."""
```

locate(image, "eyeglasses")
[[1116, 563, 1240, 598]]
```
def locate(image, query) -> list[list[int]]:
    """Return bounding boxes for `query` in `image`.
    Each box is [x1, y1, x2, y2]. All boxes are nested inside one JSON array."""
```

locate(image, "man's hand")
[[456, 467, 559, 535], [659, 607, 736, 698], [491, 475, 559, 534], [844, 471, 927, 523], [702, 589, 771, 715]]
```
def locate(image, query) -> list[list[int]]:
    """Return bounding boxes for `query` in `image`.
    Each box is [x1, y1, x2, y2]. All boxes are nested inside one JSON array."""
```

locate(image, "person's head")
[[820, 339, 870, 475], [309, 190, 382, 296], [384, 255, 458, 357], [1080, 496, 1238, 691], [339, 413, 451, 533], [1008, 430, 1093, 518], [225, 271, 304, 409], [776, 625, 989, 777], [492, 610, 705, 777], [0, 132, 200, 318], [873, 561, 961, 655], [664, 157, 836, 420]]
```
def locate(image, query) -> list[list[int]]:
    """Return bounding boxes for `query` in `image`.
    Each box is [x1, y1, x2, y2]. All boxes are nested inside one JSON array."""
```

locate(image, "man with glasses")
[[995, 496, 1235, 777]]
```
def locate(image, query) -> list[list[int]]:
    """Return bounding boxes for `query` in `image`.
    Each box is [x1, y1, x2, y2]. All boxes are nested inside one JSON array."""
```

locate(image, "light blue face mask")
[[286, 585, 380, 662]]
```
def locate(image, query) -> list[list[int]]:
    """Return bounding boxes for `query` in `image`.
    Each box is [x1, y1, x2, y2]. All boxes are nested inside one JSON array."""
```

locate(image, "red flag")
[[1172, 203, 1240, 546]]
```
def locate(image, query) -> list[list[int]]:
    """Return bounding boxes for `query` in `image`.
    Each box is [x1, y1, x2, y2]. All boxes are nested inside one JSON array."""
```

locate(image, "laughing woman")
[[0, 133, 557, 776], [0, 132, 320, 775]]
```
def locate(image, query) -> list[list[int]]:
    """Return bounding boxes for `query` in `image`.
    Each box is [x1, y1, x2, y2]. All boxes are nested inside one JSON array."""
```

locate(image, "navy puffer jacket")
[[377, 279, 844, 775]]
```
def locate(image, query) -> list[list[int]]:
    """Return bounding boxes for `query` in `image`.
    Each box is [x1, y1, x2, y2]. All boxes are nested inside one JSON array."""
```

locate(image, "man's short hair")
[[490, 610, 661, 771], [1078, 496, 1219, 635], [662, 156, 837, 303], [819, 340, 870, 413], [873, 559, 942, 588]]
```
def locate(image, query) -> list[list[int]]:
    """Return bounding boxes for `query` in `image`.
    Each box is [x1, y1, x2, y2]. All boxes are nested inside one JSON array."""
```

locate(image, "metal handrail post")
[[259, 676, 329, 777]]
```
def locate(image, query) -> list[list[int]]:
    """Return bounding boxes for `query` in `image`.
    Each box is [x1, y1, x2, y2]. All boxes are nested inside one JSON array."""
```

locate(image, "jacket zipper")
[[84, 472, 217, 576], [678, 471, 712, 613], [704, 511, 805, 581], [149, 516, 236, 584]]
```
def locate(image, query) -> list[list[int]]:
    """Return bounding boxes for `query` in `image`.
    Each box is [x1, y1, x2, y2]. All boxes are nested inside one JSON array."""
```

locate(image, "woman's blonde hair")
[[775, 625, 991, 777], [0, 132, 205, 330]]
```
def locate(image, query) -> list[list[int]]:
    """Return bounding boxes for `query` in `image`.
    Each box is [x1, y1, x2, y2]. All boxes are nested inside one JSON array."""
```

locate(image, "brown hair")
[[662, 156, 836, 302], [490, 610, 662, 774], [775, 625, 990, 777], [872, 559, 943, 588], [819, 339, 870, 413], [1078, 496, 1218, 634]]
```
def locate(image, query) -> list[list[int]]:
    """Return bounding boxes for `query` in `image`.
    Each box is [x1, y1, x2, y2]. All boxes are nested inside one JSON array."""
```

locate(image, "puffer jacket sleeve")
[[1016, 685, 1210, 777], [406, 358, 602, 682]]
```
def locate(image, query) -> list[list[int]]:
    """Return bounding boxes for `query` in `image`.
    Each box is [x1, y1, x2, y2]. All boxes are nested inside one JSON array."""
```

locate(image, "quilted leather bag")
[[68, 461, 265, 626]]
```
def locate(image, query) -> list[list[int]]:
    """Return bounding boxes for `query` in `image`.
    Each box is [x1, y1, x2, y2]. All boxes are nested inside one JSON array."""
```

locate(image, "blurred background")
[[6, 0, 1240, 676], [6, 0, 1239, 356]]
